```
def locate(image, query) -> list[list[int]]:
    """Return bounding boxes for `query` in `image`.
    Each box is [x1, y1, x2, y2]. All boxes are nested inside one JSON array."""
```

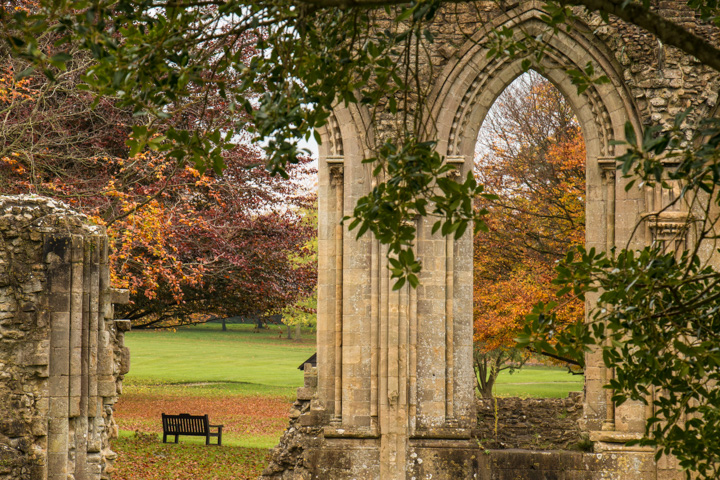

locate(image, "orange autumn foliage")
[[0, 21, 316, 328], [473, 73, 586, 358]]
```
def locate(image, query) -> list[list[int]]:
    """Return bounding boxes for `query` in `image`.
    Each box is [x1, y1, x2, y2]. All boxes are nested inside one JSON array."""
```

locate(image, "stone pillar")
[[309, 140, 475, 480], [263, 2, 720, 478], [0, 195, 129, 480]]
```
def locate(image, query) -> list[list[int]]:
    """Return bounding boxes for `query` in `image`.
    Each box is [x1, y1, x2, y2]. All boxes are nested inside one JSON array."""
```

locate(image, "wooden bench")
[[161, 413, 223, 445]]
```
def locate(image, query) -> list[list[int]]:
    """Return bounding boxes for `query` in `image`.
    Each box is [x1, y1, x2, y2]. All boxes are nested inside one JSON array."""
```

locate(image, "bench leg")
[[175, 435, 179, 444]]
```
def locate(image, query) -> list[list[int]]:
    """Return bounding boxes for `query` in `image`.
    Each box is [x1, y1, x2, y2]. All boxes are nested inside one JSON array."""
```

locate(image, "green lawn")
[[123, 323, 316, 395], [493, 365, 583, 398]]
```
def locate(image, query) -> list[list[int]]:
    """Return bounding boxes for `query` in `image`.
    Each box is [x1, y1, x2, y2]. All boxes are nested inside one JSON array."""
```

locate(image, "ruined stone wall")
[[0, 195, 129, 480], [260, 365, 323, 480], [288, 0, 720, 478], [473, 394, 584, 450]]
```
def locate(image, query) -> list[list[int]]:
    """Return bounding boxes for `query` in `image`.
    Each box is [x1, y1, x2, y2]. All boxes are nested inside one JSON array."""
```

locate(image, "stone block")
[[50, 312, 70, 333], [68, 395, 81, 418], [30, 417, 47, 436], [656, 470, 684, 480], [110, 289, 130, 305], [97, 381, 116, 398], [47, 432, 69, 456], [118, 346, 130, 375], [49, 398, 69, 418], [69, 234, 84, 263], [49, 348, 70, 376], [103, 302, 114, 320], [69, 375, 82, 398], [48, 268, 71, 296], [22, 279, 43, 293], [70, 305, 83, 333], [303, 372, 318, 388], [299, 412, 320, 427], [18, 340, 50, 366], [97, 351, 113, 376], [44, 236, 71, 264], [35, 397, 49, 416], [69, 348, 83, 376], [297, 387, 315, 401], [50, 327, 69, 348], [47, 452, 67, 477], [114, 319, 131, 332], [49, 376, 69, 397]]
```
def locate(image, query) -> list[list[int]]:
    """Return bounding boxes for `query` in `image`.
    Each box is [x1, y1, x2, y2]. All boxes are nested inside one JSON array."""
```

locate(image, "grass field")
[[113, 323, 315, 479], [494, 366, 583, 398], [124, 323, 315, 391], [112, 322, 582, 479]]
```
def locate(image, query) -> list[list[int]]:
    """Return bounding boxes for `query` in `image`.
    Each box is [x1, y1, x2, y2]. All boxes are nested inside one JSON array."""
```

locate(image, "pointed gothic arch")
[[279, 3, 718, 479]]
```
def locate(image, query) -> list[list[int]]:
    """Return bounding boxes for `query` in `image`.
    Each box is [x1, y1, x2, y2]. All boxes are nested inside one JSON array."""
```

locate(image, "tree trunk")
[[476, 358, 497, 399], [474, 351, 505, 399], [479, 367, 500, 399], [221, 318, 227, 331], [287, 325, 292, 339], [295, 324, 302, 341]]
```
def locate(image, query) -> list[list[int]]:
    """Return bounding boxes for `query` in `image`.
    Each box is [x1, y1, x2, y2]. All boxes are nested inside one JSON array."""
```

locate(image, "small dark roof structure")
[[298, 352, 317, 370]]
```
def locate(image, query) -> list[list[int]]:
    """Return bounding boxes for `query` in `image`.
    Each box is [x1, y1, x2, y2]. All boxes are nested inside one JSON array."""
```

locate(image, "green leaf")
[[624, 122, 637, 146], [14, 66, 35, 80]]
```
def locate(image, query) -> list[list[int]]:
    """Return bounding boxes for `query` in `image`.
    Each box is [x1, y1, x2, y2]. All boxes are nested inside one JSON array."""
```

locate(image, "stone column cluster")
[[0, 195, 130, 480]]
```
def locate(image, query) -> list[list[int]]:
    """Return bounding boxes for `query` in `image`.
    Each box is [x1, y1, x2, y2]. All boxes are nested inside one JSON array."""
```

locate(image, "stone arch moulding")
[[428, 3, 648, 436]]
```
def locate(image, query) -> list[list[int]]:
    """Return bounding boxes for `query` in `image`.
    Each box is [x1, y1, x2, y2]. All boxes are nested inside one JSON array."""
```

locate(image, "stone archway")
[[261, 2, 720, 479], [427, 2, 647, 438]]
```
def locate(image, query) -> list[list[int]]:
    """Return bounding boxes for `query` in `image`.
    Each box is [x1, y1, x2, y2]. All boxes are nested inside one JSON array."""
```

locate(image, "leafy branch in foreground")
[[347, 138, 496, 288], [5, 0, 720, 288], [519, 114, 720, 479]]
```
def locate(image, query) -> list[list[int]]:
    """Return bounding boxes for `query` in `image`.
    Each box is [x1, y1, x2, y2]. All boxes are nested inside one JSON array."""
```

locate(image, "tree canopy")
[[0, 11, 317, 327], [3, 0, 718, 281]]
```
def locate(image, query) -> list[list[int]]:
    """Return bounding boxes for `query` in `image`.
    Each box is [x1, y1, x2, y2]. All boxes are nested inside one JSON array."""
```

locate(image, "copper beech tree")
[[0, 14, 317, 328], [473, 74, 585, 397]]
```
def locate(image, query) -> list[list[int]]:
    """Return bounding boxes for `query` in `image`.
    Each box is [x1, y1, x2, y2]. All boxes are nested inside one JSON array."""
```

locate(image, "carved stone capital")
[[598, 157, 617, 181], [446, 155, 465, 180], [327, 156, 345, 186]]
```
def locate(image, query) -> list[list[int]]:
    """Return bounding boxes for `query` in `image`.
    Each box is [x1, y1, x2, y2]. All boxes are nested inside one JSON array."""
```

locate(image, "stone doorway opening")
[[471, 70, 587, 450]]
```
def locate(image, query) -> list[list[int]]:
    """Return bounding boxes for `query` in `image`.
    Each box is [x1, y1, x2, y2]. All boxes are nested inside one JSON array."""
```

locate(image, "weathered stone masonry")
[[264, 1, 720, 479], [0, 195, 129, 480]]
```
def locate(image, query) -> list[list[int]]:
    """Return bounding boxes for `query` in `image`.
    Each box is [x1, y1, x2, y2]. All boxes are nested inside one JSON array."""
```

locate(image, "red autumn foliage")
[[0, 12, 316, 327]]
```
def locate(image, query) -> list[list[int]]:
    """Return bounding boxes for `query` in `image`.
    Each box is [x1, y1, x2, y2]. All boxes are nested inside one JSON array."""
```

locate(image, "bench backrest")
[[162, 413, 209, 434]]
